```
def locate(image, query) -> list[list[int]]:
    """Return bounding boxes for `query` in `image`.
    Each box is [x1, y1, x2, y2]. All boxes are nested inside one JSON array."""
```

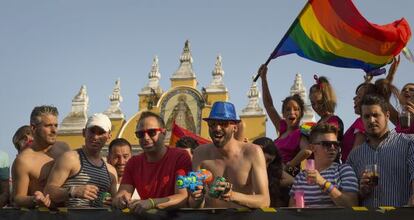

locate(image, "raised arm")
[[259, 64, 283, 133], [386, 56, 400, 125]]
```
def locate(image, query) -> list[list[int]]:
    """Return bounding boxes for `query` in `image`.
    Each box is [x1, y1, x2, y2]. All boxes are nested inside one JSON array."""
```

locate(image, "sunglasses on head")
[[207, 120, 236, 128], [312, 141, 341, 149], [135, 128, 164, 139]]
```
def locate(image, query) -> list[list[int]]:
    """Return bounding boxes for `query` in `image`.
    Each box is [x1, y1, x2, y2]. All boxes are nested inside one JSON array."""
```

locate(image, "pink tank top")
[[274, 120, 301, 164], [342, 117, 365, 162]]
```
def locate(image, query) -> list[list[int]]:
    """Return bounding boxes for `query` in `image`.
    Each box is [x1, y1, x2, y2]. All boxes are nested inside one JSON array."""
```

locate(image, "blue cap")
[[203, 101, 240, 122]]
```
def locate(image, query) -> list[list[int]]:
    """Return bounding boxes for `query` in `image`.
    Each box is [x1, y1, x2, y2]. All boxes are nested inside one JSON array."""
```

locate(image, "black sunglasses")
[[312, 141, 341, 150], [135, 128, 164, 139]]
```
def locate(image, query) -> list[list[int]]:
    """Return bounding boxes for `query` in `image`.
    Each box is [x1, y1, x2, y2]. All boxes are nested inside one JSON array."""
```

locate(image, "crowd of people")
[[0, 60, 413, 211]]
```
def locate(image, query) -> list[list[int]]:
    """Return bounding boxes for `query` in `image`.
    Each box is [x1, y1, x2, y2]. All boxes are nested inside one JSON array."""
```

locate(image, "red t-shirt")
[[121, 147, 192, 200]]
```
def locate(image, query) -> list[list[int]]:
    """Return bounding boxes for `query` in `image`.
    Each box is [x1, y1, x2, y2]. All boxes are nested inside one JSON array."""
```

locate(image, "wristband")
[[326, 184, 335, 193], [321, 181, 328, 190], [148, 198, 156, 209], [68, 186, 76, 198], [323, 181, 332, 192], [31, 196, 38, 208]]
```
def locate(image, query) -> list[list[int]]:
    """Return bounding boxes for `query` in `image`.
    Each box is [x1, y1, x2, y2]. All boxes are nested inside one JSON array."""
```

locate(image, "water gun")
[[208, 176, 227, 198], [176, 169, 214, 192]]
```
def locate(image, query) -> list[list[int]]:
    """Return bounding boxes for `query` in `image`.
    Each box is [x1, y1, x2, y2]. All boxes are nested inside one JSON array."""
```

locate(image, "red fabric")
[[169, 121, 211, 147], [121, 147, 192, 200], [325, 0, 411, 43]]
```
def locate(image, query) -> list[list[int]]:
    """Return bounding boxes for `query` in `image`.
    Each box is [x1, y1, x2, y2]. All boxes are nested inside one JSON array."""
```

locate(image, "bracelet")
[[321, 181, 328, 190], [31, 196, 38, 208], [148, 198, 156, 209], [326, 184, 335, 193], [323, 181, 332, 192], [68, 186, 76, 198]]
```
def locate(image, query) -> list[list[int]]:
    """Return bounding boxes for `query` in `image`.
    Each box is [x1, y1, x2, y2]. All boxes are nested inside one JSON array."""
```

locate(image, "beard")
[[210, 130, 233, 148], [141, 132, 166, 153]]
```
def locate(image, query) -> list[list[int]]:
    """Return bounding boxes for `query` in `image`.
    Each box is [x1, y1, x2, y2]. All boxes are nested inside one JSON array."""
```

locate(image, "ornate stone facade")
[[57, 40, 268, 150], [59, 85, 89, 134]]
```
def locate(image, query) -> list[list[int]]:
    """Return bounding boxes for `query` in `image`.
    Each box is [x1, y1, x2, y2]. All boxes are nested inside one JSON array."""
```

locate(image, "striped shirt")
[[347, 130, 414, 207], [62, 149, 111, 207], [290, 163, 358, 207]]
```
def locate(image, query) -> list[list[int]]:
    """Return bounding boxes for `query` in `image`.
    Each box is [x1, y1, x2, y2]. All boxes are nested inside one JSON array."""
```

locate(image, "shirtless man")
[[12, 125, 70, 156], [12, 105, 62, 208], [190, 101, 270, 208]]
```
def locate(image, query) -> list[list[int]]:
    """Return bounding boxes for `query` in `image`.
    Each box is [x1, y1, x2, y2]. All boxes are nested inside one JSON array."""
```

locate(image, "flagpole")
[[253, 1, 311, 82]]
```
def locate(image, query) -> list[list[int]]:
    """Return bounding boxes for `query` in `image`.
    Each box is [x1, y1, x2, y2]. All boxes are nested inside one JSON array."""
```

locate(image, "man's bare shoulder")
[[12, 151, 32, 171], [193, 143, 216, 157], [49, 141, 71, 159], [242, 142, 264, 158], [14, 148, 38, 165], [56, 150, 79, 164]]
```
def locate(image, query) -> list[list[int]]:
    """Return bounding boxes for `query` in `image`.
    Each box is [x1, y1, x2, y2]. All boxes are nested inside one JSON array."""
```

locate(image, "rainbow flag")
[[169, 121, 211, 147], [269, 0, 411, 74]]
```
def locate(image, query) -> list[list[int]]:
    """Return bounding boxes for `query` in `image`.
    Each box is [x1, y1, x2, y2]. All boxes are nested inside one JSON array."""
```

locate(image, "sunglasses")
[[207, 120, 236, 128], [135, 128, 164, 139], [312, 141, 341, 150]]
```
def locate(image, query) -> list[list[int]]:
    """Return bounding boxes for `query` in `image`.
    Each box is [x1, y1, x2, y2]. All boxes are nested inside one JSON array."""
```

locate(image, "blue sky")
[[1, 0, 413, 162]]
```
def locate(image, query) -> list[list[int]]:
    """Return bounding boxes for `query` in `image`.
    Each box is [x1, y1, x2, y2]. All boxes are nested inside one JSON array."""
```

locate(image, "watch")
[[67, 186, 76, 198]]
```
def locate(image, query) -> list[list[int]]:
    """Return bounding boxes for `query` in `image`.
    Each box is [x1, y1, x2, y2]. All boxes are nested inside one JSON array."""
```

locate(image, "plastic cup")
[[294, 190, 305, 208], [399, 110, 411, 129], [306, 159, 315, 170], [364, 164, 379, 187]]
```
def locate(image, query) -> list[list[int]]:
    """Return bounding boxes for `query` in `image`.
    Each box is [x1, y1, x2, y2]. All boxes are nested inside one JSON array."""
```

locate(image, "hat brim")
[[203, 117, 241, 122]]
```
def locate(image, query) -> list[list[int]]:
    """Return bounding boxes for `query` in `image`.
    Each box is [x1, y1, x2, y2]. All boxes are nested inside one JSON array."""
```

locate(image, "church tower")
[[57, 85, 90, 148], [203, 55, 229, 105], [170, 40, 197, 88], [104, 79, 126, 141], [290, 73, 316, 123], [138, 56, 163, 111], [239, 78, 266, 140]]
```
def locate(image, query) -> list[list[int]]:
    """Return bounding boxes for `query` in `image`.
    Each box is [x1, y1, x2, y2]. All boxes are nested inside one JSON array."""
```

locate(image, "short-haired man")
[[113, 111, 192, 213], [175, 136, 199, 159], [12, 105, 62, 208], [107, 138, 139, 199], [347, 95, 414, 206], [289, 123, 358, 207], [107, 138, 132, 183], [12, 125, 70, 156], [45, 113, 118, 207], [190, 101, 270, 208]]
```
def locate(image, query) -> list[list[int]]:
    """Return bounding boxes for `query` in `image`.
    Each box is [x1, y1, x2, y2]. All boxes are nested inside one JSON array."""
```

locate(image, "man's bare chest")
[[201, 158, 252, 188]]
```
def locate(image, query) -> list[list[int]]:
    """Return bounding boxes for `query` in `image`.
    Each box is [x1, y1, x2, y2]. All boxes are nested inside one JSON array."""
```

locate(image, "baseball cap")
[[86, 113, 112, 132]]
